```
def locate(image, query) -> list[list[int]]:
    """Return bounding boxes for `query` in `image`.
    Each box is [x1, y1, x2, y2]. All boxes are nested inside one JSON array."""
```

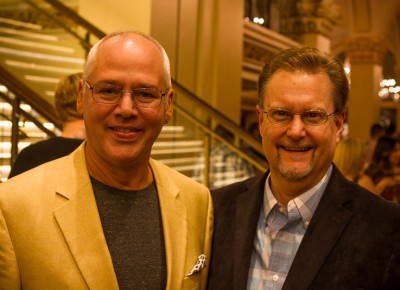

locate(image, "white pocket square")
[[187, 254, 207, 276]]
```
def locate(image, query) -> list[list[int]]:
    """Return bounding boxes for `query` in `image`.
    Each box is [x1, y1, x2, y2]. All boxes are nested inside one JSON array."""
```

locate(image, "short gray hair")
[[83, 30, 171, 86]]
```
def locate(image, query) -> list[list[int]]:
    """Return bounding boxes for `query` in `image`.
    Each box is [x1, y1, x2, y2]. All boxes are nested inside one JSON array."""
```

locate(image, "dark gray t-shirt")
[[91, 177, 167, 289]]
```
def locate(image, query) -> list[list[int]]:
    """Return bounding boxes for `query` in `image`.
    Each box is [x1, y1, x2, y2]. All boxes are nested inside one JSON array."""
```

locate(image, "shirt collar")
[[263, 165, 333, 226]]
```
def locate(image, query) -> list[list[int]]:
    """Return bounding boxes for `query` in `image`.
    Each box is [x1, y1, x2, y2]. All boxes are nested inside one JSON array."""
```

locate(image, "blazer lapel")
[[53, 145, 119, 289], [150, 159, 187, 289], [234, 174, 267, 290], [283, 167, 353, 290]]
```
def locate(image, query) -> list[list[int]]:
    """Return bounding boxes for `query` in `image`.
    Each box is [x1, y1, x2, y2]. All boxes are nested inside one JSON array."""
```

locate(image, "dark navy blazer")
[[207, 164, 400, 290]]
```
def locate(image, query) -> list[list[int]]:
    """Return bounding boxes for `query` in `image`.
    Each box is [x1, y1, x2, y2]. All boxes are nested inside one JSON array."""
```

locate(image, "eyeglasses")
[[263, 107, 336, 126], [84, 80, 169, 108]]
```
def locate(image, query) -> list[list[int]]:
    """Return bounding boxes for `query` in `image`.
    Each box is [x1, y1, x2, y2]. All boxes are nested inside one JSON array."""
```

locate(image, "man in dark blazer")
[[207, 47, 400, 290]]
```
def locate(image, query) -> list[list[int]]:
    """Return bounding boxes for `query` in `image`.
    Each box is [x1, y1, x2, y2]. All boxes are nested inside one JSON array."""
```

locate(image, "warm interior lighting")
[[0, 85, 8, 93], [378, 79, 400, 101], [0, 36, 75, 53], [25, 75, 60, 84], [243, 17, 265, 25], [0, 47, 85, 64], [5, 60, 79, 74], [0, 16, 42, 30], [253, 17, 265, 25]]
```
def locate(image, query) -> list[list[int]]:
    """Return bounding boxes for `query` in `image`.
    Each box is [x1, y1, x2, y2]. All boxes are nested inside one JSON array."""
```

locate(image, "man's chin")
[[278, 163, 312, 181]]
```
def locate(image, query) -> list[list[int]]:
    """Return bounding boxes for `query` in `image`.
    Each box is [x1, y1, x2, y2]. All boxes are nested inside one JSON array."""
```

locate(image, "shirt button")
[[272, 274, 279, 282], [271, 232, 277, 240], [279, 207, 285, 213], [304, 219, 310, 228]]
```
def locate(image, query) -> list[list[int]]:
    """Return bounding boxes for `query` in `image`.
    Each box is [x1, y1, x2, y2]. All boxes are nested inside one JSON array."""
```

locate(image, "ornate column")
[[279, 0, 340, 51], [345, 36, 388, 140]]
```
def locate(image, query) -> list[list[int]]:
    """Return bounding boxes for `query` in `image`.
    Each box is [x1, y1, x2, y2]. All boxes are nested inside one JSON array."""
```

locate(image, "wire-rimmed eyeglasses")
[[263, 107, 337, 126], [84, 80, 169, 108]]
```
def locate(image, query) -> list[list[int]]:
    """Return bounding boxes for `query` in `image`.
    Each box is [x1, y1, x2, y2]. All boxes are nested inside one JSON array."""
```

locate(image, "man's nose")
[[286, 115, 306, 138]]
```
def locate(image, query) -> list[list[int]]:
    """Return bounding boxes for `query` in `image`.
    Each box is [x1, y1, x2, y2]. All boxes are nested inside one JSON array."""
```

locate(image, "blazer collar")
[[53, 142, 119, 289], [149, 159, 188, 289], [283, 165, 353, 290], [234, 173, 268, 289]]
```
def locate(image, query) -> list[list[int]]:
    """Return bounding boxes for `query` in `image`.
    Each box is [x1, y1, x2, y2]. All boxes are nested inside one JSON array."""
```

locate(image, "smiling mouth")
[[112, 127, 140, 133], [279, 145, 313, 152]]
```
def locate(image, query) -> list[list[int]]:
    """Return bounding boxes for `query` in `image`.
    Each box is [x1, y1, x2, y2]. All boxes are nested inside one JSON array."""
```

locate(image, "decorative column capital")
[[345, 37, 388, 65], [279, 0, 341, 41]]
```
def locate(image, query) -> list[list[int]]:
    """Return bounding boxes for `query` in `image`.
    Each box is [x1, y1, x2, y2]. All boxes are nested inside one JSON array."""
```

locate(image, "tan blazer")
[[0, 143, 213, 290]]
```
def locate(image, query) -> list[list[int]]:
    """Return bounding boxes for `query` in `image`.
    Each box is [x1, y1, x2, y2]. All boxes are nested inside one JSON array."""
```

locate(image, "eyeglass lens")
[[266, 108, 330, 125], [91, 83, 164, 107]]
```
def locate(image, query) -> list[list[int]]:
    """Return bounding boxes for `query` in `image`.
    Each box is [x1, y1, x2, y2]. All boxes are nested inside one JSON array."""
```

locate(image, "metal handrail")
[[42, 0, 106, 39], [0, 66, 58, 126], [0, 92, 56, 138], [172, 80, 264, 154], [172, 81, 267, 171], [173, 101, 268, 172]]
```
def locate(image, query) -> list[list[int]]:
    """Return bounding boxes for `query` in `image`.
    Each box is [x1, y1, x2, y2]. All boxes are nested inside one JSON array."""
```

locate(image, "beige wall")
[[79, 0, 152, 34]]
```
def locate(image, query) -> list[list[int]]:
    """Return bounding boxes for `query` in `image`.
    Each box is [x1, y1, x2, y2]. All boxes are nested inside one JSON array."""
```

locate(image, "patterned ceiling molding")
[[280, 17, 335, 40], [279, 0, 341, 40]]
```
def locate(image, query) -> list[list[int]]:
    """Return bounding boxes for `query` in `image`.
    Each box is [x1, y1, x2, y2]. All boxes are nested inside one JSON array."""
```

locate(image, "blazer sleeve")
[[0, 208, 21, 289], [382, 231, 400, 289]]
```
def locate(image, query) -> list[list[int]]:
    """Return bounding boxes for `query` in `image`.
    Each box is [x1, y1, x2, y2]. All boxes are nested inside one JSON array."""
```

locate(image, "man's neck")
[[85, 146, 154, 191], [269, 176, 319, 209]]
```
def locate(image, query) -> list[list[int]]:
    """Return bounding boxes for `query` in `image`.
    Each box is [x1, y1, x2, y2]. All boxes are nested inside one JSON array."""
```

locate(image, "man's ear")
[[77, 80, 85, 115], [164, 89, 174, 120], [256, 104, 263, 129], [335, 110, 346, 142]]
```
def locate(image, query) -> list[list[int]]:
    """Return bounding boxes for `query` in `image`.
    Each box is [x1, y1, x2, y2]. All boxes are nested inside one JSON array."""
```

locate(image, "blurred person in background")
[[8, 72, 86, 178], [364, 122, 386, 169], [358, 135, 400, 203], [333, 138, 366, 182]]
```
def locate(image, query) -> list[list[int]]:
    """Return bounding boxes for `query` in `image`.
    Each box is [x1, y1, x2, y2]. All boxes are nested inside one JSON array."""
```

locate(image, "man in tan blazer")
[[0, 31, 213, 289]]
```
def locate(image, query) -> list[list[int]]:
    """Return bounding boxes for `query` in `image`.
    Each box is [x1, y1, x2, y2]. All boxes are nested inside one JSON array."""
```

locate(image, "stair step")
[[0, 27, 58, 41], [5, 60, 80, 74], [0, 16, 42, 30], [156, 156, 203, 165], [153, 140, 203, 148], [0, 47, 85, 65], [151, 147, 204, 155], [0, 35, 76, 54]]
